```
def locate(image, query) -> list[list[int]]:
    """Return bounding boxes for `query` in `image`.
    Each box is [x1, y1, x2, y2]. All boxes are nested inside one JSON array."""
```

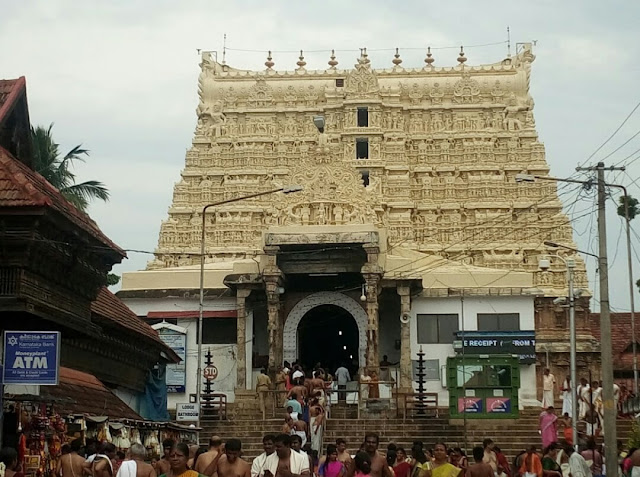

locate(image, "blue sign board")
[[454, 331, 536, 364], [2, 332, 61, 385]]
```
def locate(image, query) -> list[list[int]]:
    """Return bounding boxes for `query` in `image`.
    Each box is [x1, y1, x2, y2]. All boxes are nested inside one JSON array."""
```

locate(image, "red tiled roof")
[[92, 288, 181, 364], [590, 312, 640, 369], [39, 367, 142, 419], [0, 146, 125, 256], [0, 77, 25, 123], [92, 287, 166, 346]]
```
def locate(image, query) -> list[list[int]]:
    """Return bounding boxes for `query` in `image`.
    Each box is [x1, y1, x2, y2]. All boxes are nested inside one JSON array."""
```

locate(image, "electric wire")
[[579, 99, 640, 167]]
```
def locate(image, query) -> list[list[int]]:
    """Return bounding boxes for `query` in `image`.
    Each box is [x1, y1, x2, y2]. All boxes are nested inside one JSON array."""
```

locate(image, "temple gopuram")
[[119, 44, 599, 411]]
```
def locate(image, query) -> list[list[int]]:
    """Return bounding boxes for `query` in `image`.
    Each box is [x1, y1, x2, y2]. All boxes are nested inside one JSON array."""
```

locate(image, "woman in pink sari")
[[539, 406, 558, 449]]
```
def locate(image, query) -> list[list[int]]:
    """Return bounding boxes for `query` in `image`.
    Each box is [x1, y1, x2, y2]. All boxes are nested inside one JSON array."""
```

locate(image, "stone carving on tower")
[[151, 42, 586, 297]]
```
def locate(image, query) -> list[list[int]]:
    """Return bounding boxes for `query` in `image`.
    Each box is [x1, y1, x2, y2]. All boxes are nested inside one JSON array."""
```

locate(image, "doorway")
[[297, 304, 359, 376]]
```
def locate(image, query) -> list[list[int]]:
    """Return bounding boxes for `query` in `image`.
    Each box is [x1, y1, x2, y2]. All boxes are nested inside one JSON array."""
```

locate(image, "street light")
[[517, 171, 636, 466], [196, 185, 302, 434], [539, 253, 578, 449]]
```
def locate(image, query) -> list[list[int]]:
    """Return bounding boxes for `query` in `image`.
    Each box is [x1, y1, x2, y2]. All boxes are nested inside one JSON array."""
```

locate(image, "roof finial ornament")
[[457, 46, 467, 65], [392, 47, 403, 67], [296, 50, 307, 70], [328, 49, 338, 69], [265, 51, 274, 70], [424, 46, 435, 67], [363, 47, 370, 64]]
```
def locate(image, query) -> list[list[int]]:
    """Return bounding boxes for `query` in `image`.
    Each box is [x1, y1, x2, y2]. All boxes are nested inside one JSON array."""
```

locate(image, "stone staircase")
[[201, 406, 635, 462]]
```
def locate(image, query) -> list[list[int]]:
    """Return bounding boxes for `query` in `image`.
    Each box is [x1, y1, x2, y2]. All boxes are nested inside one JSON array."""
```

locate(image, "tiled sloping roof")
[[0, 146, 125, 256], [591, 312, 640, 368], [0, 77, 25, 123], [39, 367, 142, 419], [92, 287, 179, 359]]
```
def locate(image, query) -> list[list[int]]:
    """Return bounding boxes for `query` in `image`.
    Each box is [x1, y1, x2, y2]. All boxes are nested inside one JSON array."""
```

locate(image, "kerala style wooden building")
[[0, 77, 177, 402]]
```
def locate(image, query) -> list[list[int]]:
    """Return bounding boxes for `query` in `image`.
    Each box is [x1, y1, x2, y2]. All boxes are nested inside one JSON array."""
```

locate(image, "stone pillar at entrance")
[[236, 287, 251, 389], [362, 243, 383, 373], [264, 246, 283, 375], [397, 283, 412, 390]]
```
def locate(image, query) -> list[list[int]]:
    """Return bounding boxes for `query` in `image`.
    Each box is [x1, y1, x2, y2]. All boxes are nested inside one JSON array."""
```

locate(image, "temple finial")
[[457, 46, 467, 65], [265, 51, 274, 70], [424, 46, 434, 67], [392, 48, 403, 67], [296, 50, 307, 70], [328, 49, 338, 69]]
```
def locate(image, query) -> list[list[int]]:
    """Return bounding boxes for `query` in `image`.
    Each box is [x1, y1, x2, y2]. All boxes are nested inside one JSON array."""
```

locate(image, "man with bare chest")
[[346, 433, 391, 477], [262, 434, 310, 477], [215, 440, 250, 477], [58, 439, 86, 477], [466, 447, 493, 477], [196, 437, 223, 475], [336, 439, 352, 466], [154, 440, 174, 477]]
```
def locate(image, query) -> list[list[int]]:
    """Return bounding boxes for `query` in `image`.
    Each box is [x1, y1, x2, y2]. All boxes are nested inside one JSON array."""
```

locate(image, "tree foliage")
[[617, 195, 639, 221], [31, 124, 109, 211]]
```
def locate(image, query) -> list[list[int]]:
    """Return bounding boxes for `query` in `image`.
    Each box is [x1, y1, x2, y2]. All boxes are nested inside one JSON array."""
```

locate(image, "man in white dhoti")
[[542, 368, 556, 408], [613, 382, 621, 415], [577, 378, 590, 420], [561, 376, 573, 416]]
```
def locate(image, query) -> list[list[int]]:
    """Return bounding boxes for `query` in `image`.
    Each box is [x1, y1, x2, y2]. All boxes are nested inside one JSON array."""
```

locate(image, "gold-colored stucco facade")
[[142, 44, 585, 297]]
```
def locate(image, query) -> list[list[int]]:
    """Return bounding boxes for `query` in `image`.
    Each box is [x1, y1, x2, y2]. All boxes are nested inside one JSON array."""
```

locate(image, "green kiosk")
[[446, 331, 535, 419]]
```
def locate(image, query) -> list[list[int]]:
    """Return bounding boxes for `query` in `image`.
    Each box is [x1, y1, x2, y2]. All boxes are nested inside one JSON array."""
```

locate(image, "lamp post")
[[517, 171, 630, 468], [540, 252, 577, 448], [518, 173, 637, 394], [196, 186, 302, 433]]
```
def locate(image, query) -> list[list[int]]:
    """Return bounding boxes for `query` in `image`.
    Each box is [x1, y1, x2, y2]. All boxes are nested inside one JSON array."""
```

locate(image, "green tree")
[[31, 124, 109, 211], [617, 195, 639, 221]]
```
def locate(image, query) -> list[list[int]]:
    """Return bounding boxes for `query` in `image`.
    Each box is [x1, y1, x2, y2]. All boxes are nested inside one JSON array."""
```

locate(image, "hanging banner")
[[158, 330, 186, 393], [2, 331, 60, 385]]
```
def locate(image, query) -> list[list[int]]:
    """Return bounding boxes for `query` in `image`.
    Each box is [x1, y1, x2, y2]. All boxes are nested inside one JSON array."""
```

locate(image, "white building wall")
[[409, 295, 537, 407], [120, 297, 241, 409]]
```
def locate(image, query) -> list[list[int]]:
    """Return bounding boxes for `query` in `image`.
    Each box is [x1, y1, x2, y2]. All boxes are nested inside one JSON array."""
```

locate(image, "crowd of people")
[[538, 369, 632, 449], [4, 430, 640, 477], [28, 432, 640, 477]]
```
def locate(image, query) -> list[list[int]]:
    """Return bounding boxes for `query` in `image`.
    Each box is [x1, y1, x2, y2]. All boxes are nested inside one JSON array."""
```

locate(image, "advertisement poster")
[[458, 397, 483, 413], [158, 330, 186, 393], [2, 331, 60, 385], [486, 397, 512, 413]]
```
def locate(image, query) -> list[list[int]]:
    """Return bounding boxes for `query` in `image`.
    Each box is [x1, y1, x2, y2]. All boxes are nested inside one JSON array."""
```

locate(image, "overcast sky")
[[2, 0, 639, 311]]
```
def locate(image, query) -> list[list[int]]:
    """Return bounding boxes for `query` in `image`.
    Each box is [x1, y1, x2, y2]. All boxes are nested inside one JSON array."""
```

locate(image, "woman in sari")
[[158, 443, 206, 477], [424, 443, 460, 477], [541, 443, 562, 477], [538, 407, 558, 450]]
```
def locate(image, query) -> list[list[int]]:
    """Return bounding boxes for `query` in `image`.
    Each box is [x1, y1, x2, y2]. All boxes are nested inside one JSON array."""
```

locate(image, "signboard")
[[458, 397, 483, 413], [158, 330, 186, 393], [454, 331, 536, 364], [176, 403, 199, 422], [2, 332, 60, 385], [204, 365, 218, 381], [486, 397, 512, 413]]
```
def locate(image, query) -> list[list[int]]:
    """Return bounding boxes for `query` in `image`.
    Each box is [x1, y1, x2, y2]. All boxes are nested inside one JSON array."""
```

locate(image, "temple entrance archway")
[[283, 291, 367, 370], [297, 305, 359, 373]]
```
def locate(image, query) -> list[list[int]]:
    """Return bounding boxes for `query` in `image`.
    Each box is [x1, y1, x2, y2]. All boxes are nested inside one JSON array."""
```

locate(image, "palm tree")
[[31, 124, 109, 211]]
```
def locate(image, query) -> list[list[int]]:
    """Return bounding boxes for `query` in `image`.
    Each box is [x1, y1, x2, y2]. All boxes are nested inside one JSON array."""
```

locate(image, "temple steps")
[[200, 408, 634, 462]]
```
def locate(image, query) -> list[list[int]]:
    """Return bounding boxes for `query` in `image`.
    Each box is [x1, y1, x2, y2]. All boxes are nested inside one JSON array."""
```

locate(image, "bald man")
[[196, 437, 223, 475]]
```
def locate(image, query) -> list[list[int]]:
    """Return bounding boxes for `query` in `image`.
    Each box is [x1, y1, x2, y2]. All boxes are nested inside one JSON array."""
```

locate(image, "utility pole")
[[576, 161, 624, 473]]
